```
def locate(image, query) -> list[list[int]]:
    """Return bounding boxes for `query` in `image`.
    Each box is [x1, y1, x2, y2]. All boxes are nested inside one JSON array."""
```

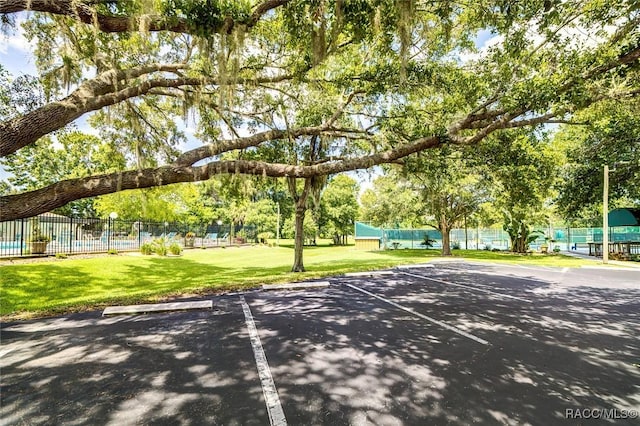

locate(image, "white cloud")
[[0, 16, 37, 75], [0, 15, 34, 54], [0, 32, 33, 54], [457, 34, 504, 63]]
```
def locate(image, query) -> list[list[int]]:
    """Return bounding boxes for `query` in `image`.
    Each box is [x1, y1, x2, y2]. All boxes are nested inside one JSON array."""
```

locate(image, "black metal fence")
[[0, 213, 258, 258]]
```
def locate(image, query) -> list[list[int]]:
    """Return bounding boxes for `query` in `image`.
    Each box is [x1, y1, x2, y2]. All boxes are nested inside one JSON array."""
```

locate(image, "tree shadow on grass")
[[1, 257, 290, 317]]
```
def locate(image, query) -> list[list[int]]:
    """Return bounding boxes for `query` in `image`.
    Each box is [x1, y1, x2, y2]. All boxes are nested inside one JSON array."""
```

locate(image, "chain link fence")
[[355, 222, 640, 253]]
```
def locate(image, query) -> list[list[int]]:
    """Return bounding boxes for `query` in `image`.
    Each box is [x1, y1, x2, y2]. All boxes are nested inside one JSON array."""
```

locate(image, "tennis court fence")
[[354, 222, 640, 252]]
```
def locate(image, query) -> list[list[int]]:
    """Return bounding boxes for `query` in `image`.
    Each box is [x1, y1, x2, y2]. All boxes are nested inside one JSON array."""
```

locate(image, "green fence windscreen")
[[355, 222, 383, 238]]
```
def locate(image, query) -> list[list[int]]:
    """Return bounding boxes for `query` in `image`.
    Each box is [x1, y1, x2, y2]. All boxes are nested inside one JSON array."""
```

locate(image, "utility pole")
[[603, 165, 609, 264], [276, 202, 280, 247]]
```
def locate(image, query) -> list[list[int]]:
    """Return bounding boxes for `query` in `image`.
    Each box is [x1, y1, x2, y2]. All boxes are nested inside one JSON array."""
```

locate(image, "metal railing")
[[0, 214, 257, 258]]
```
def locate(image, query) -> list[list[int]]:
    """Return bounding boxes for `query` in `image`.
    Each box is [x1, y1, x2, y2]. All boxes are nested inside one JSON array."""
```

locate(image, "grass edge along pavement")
[[0, 244, 604, 320]]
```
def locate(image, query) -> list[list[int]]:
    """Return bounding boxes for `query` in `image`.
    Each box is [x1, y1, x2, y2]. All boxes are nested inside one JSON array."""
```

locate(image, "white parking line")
[[437, 265, 555, 284], [344, 283, 490, 346], [239, 296, 287, 426], [399, 271, 532, 303]]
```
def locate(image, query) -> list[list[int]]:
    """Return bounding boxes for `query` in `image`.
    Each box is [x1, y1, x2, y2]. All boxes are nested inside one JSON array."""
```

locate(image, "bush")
[[154, 243, 168, 256], [553, 246, 561, 253], [55, 253, 68, 259], [420, 234, 435, 248], [169, 242, 182, 255], [140, 242, 154, 255], [107, 249, 118, 255], [451, 241, 461, 250], [257, 232, 274, 244]]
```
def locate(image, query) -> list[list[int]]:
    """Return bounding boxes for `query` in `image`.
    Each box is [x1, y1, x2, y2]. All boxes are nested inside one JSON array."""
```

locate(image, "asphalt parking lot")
[[1, 261, 639, 425]]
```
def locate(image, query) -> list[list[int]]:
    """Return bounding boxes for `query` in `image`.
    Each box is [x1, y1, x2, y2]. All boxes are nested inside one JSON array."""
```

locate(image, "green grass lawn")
[[1, 244, 596, 319]]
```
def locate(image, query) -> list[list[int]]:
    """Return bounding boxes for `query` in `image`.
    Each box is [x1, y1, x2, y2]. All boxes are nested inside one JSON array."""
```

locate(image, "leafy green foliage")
[[475, 131, 561, 252], [153, 237, 169, 256], [94, 183, 216, 222], [320, 175, 359, 243], [140, 242, 154, 255], [3, 0, 640, 273], [359, 173, 421, 227], [420, 234, 435, 248], [555, 99, 640, 223], [0, 68, 44, 120], [1, 131, 126, 216], [169, 242, 182, 255], [282, 209, 318, 243], [161, 0, 251, 35], [402, 146, 488, 255]]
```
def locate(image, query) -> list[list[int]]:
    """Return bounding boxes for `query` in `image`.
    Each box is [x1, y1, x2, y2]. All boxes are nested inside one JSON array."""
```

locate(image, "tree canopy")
[[555, 98, 640, 224], [1, 0, 639, 224]]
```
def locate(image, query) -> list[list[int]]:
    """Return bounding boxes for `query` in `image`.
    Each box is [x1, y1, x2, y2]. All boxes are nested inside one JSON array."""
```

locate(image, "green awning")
[[608, 208, 640, 226]]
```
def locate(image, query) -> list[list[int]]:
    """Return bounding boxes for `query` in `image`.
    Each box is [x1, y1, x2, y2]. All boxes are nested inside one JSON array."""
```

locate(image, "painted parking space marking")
[[398, 271, 532, 303], [240, 296, 287, 426], [344, 283, 490, 346], [434, 264, 557, 284]]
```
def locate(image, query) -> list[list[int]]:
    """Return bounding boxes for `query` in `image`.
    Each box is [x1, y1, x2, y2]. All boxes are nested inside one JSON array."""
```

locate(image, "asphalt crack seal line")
[[239, 295, 288, 426], [344, 283, 490, 346]]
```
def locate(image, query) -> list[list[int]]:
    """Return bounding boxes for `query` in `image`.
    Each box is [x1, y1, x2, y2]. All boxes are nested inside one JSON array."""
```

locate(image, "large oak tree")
[[1, 0, 639, 269]]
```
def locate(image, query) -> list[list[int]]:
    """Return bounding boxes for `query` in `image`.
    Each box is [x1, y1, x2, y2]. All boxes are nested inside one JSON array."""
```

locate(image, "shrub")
[[169, 242, 182, 255], [107, 249, 118, 255], [553, 246, 561, 253], [257, 232, 274, 244], [420, 234, 435, 248], [55, 253, 68, 259], [140, 242, 154, 255], [451, 241, 461, 250], [154, 243, 168, 256]]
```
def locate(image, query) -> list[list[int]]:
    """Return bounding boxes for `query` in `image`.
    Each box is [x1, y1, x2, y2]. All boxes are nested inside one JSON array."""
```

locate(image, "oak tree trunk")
[[440, 218, 452, 256], [508, 222, 528, 253], [291, 203, 306, 272]]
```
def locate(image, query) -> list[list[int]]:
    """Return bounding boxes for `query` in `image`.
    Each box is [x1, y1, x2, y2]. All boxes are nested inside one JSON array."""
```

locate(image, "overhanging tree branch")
[[0, 134, 443, 220], [0, 0, 290, 34], [0, 64, 294, 157]]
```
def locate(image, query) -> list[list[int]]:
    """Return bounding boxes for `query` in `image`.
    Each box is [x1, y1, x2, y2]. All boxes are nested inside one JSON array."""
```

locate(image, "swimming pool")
[[0, 239, 145, 256]]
